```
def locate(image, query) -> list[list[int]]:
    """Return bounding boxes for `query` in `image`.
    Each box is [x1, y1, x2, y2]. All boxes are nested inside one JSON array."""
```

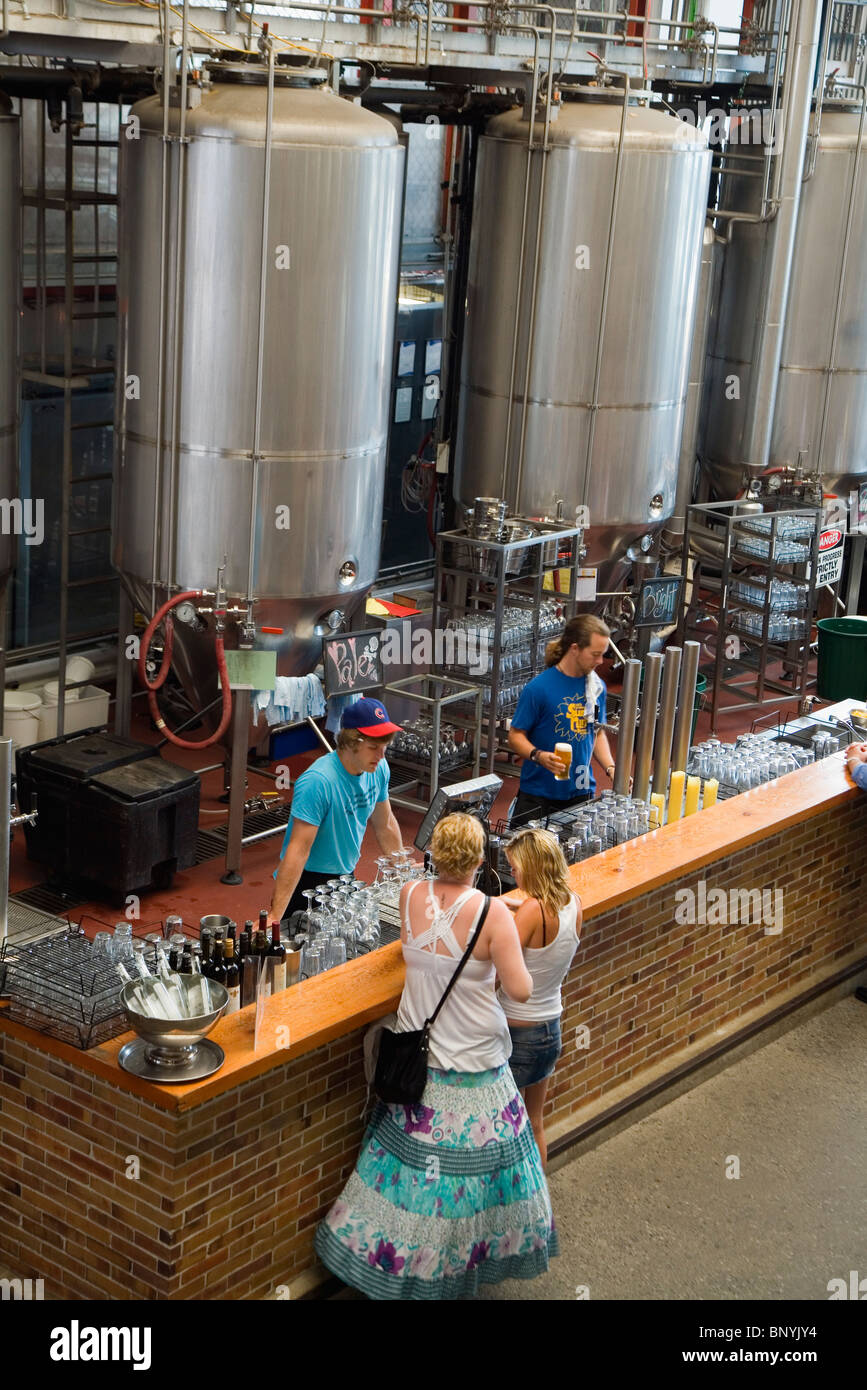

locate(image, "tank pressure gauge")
[[174, 601, 199, 627]]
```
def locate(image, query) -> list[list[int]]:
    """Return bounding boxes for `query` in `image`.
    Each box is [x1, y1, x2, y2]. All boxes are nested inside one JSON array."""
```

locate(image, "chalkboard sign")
[[635, 575, 683, 629], [322, 629, 384, 697]]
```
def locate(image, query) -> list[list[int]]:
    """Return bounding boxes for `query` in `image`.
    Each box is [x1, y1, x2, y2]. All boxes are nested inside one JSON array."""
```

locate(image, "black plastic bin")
[[16, 729, 200, 901]]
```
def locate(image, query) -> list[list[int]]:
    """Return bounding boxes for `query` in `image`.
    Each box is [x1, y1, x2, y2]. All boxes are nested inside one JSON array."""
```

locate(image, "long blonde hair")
[[506, 828, 572, 926], [545, 613, 610, 668]]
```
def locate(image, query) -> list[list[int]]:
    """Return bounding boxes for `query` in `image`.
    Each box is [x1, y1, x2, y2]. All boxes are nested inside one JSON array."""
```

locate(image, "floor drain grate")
[[194, 803, 292, 865], [10, 884, 88, 916]]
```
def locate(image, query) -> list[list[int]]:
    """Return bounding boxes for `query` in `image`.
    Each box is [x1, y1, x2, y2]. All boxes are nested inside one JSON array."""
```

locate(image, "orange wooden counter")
[[2, 752, 866, 1299]]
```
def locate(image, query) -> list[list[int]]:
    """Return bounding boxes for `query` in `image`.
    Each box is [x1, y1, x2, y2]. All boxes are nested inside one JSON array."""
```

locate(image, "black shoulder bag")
[[374, 896, 491, 1106]]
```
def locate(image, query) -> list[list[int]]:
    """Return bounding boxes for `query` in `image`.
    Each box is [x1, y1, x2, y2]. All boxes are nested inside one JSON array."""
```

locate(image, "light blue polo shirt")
[[275, 750, 390, 875]]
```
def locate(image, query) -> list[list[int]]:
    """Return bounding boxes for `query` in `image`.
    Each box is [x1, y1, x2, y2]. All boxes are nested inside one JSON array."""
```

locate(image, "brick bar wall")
[[1, 797, 865, 1299]]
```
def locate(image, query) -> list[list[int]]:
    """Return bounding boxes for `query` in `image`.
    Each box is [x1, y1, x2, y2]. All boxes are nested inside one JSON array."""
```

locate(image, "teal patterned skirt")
[[314, 1063, 558, 1300]]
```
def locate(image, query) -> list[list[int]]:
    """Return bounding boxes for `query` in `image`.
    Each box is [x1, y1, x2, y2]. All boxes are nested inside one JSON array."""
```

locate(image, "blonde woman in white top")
[[316, 812, 560, 1299], [499, 827, 582, 1169]]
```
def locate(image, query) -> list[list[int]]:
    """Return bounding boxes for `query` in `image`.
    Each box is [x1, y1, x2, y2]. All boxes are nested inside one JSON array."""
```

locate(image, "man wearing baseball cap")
[[270, 697, 404, 921]]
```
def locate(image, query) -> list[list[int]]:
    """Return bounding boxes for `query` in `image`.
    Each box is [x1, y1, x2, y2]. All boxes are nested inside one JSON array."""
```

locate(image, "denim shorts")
[[508, 1018, 562, 1089]]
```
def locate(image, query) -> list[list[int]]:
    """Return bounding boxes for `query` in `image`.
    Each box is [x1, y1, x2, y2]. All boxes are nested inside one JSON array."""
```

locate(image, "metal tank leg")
[[845, 534, 865, 615], [115, 587, 134, 737], [0, 737, 10, 943], [221, 689, 250, 885]]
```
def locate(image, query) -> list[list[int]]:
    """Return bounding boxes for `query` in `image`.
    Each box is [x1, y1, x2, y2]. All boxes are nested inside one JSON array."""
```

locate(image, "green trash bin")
[[817, 616, 867, 701]]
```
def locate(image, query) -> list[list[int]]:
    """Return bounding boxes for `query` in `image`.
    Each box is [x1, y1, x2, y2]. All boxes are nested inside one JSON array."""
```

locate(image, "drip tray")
[[117, 1037, 225, 1083]]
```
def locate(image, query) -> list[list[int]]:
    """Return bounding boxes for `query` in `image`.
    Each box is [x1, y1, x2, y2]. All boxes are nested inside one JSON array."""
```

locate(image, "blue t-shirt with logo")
[[275, 751, 390, 875], [512, 667, 606, 800]]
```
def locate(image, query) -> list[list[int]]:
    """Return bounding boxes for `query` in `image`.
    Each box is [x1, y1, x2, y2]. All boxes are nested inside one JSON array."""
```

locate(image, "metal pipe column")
[[740, 0, 823, 470], [652, 647, 682, 798], [613, 658, 641, 795], [632, 651, 662, 803], [0, 737, 10, 942], [671, 639, 702, 774]]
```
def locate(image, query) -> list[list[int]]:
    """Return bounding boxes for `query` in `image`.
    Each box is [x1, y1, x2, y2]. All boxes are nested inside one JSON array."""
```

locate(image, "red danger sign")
[[819, 529, 843, 550]]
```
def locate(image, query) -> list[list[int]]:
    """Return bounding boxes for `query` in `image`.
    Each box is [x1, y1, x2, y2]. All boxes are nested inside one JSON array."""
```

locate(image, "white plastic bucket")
[[43, 658, 96, 705], [4, 690, 43, 749]]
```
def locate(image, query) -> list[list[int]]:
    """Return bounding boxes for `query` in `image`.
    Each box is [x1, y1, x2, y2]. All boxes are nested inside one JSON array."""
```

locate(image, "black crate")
[[16, 730, 200, 902]]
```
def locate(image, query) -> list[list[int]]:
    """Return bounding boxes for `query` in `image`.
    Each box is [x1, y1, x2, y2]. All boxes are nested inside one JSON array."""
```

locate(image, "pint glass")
[[554, 743, 572, 781]]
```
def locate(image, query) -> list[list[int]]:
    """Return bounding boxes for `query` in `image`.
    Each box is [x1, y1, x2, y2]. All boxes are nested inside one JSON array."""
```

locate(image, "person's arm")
[[507, 725, 564, 777], [484, 899, 533, 1002], [593, 727, 616, 781], [369, 797, 403, 854], [269, 818, 319, 922], [845, 743, 867, 791]]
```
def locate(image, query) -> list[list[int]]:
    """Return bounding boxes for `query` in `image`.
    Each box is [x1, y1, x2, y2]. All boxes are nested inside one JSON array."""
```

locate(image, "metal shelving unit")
[[432, 521, 584, 774], [680, 499, 823, 732], [380, 673, 482, 813]]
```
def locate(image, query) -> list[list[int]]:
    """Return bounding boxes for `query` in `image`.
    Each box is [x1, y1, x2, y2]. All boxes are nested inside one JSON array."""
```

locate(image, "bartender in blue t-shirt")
[[507, 614, 617, 827], [269, 697, 404, 921]]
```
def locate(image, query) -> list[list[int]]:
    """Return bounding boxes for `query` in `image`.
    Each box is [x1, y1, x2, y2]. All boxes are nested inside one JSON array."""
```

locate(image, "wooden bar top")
[[1, 748, 863, 1113]]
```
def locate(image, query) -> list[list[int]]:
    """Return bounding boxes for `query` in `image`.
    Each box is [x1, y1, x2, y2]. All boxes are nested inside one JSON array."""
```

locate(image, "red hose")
[[138, 590, 233, 749]]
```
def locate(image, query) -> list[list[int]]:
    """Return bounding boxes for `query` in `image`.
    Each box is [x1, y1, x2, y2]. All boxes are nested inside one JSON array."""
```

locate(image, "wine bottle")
[[224, 938, 240, 1014], [227, 919, 238, 960], [210, 938, 227, 988], [240, 943, 258, 1009], [258, 908, 271, 948], [200, 932, 214, 979], [268, 919, 287, 992], [180, 946, 193, 975]]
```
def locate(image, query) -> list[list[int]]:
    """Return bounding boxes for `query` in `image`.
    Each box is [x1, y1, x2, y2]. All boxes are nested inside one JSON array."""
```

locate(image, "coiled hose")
[[138, 591, 233, 748]]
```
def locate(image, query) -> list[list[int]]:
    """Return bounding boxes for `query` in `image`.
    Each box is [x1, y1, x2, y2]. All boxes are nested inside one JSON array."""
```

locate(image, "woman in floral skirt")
[[314, 812, 558, 1298]]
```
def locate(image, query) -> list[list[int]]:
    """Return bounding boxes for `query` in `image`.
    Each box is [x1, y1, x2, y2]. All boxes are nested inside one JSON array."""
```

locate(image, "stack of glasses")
[[544, 790, 655, 862], [730, 610, 807, 642], [443, 600, 563, 679], [295, 852, 424, 978], [387, 720, 471, 771], [729, 578, 808, 610], [686, 731, 842, 797]]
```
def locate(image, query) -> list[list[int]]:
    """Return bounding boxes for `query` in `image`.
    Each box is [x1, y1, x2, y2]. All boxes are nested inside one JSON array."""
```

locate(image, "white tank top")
[[498, 895, 580, 1022], [396, 880, 512, 1073]]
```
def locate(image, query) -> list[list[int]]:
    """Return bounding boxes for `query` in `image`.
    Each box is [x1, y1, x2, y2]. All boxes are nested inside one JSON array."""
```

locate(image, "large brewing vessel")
[[115, 62, 404, 707], [703, 106, 867, 499], [454, 91, 710, 586], [0, 94, 18, 590]]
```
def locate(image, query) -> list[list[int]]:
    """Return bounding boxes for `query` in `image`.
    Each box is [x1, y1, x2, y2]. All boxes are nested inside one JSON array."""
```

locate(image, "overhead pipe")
[[613, 658, 641, 795], [671, 639, 701, 774], [665, 222, 715, 544], [814, 76, 866, 479], [632, 651, 663, 803], [739, 0, 823, 473], [651, 646, 682, 798], [579, 67, 631, 523]]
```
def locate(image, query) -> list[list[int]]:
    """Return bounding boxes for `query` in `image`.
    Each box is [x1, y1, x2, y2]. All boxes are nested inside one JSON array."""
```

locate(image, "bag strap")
[[425, 895, 491, 1030]]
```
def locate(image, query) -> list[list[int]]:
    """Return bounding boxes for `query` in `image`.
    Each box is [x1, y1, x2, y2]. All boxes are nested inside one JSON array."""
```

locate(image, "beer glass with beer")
[[554, 742, 572, 781]]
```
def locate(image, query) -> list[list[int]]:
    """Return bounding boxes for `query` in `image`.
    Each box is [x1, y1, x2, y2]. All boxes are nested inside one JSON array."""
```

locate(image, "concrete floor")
[[477, 993, 867, 1301]]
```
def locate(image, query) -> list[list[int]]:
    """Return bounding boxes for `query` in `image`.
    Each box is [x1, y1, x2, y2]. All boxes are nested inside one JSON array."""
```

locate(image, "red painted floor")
[[8, 650, 815, 937]]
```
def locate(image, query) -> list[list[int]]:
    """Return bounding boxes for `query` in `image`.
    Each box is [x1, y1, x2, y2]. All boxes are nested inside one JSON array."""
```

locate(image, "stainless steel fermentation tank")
[[454, 91, 710, 589], [0, 95, 18, 593], [114, 63, 405, 714], [703, 105, 867, 499]]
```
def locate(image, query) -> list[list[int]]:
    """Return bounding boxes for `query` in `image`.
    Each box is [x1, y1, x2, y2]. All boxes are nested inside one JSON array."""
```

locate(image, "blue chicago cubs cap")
[[340, 697, 402, 737]]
